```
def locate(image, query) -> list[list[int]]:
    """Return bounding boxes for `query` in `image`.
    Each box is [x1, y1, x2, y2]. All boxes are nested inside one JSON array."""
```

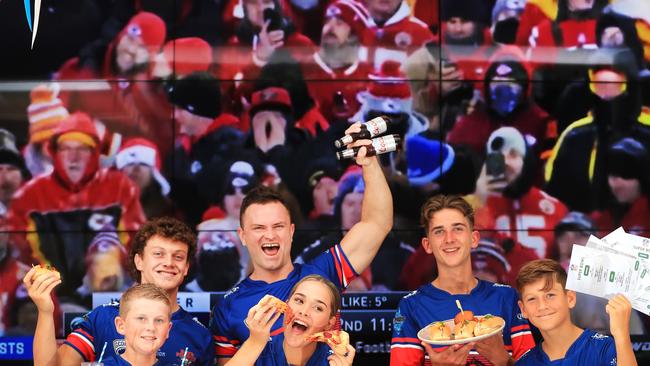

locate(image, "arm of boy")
[[224, 303, 281, 366], [23, 266, 63, 366], [606, 294, 638, 366]]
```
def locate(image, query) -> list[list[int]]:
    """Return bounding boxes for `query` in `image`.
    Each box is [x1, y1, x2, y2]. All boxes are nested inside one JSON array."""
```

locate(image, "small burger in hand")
[[32, 264, 61, 283]]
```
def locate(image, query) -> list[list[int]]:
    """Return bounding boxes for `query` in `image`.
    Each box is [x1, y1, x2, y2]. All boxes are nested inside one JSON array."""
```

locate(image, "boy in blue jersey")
[[211, 122, 393, 365], [390, 195, 535, 366], [515, 259, 637, 366], [25, 217, 215, 366], [101, 284, 172, 366]]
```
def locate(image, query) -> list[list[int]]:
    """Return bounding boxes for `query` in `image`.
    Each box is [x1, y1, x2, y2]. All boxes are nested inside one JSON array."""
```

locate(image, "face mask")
[[490, 83, 523, 116]]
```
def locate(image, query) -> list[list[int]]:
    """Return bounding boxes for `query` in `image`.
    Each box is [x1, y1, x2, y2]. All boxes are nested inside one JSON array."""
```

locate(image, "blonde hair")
[[289, 275, 341, 317], [119, 283, 171, 318]]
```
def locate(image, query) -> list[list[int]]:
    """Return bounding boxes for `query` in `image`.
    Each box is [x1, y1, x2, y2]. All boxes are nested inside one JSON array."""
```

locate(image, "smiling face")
[[238, 202, 295, 278], [518, 278, 576, 332], [134, 235, 190, 291], [115, 298, 171, 356], [284, 280, 337, 347], [422, 208, 479, 271]]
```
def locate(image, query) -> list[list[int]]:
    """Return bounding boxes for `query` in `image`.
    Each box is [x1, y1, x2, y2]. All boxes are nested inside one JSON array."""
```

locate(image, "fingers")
[[261, 20, 271, 34], [23, 266, 37, 286], [268, 30, 284, 43], [344, 122, 362, 135], [31, 272, 60, 294]]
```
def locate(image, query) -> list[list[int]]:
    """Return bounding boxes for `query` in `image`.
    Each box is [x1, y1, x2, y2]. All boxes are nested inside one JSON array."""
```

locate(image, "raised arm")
[[607, 295, 638, 366], [340, 123, 393, 274], [24, 267, 61, 366]]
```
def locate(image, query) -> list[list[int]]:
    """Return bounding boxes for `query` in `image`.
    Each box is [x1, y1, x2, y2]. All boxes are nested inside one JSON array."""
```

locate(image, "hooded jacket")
[[7, 113, 145, 296]]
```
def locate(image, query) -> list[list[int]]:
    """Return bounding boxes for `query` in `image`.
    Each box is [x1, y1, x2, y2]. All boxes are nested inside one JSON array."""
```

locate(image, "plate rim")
[[417, 315, 506, 346]]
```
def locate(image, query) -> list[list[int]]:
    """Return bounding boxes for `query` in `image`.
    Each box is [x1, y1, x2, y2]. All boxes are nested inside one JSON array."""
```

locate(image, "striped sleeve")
[[390, 300, 424, 366], [212, 335, 241, 358], [509, 295, 535, 360], [64, 327, 95, 361], [327, 244, 359, 288], [210, 301, 239, 359]]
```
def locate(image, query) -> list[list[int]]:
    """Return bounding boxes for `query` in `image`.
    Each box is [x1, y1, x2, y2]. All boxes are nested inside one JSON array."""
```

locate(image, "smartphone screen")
[[485, 152, 505, 177]]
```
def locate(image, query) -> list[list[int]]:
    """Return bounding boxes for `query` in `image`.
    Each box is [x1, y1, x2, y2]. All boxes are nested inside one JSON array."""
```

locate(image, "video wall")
[[1, 0, 650, 364]]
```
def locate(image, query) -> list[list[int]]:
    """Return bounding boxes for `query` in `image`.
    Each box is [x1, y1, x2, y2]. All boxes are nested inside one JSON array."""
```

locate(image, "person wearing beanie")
[[0, 129, 30, 216], [55, 12, 175, 159], [292, 157, 343, 258], [447, 47, 552, 157], [491, 0, 526, 44], [164, 71, 246, 227], [471, 126, 568, 260], [216, 0, 315, 122], [361, 0, 434, 69], [546, 48, 650, 212], [591, 137, 650, 236], [301, 0, 373, 122], [75, 224, 131, 307], [23, 83, 70, 177], [7, 112, 145, 297], [116, 138, 173, 220], [440, 0, 491, 46], [471, 239, 512, 284], [152, 37, 214, 80], [352, 60, 429, 138]]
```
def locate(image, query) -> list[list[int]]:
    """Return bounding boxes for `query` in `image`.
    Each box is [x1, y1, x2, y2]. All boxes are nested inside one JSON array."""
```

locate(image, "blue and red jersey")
[[210, 244, 357, 359], [64, 301, 214, 366], [390, 279, 535, 365]]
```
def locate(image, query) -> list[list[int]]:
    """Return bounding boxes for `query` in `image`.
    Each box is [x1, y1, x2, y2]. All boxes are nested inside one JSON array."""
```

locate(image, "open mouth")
[[262, 243, 280, 256], [291, 319, 309, 334], [156, 270, 177, 279]]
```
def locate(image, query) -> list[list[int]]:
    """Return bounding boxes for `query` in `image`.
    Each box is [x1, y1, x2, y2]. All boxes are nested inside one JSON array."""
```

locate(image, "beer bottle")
[[336, 134, 401, 160], [334, 116, 390, 148]]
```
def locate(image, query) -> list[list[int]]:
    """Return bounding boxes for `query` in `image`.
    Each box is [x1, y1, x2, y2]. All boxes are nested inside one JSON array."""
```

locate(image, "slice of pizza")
[[305, 330, 350, 356], [258, 294, 288, 314]]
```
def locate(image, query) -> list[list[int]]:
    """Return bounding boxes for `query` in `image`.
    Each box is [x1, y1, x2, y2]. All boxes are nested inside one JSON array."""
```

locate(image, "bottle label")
[[371, 135, 397, 154], [366, 117, 388, 137]]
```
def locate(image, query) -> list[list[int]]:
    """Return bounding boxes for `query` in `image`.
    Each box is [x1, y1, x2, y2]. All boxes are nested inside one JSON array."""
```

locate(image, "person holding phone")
[[468, 127, 567, 284]]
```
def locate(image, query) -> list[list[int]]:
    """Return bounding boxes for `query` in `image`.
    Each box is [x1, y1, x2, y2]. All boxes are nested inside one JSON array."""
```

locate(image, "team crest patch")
[[113, 339, 126, 354], [395, 32, 412, 48], [539, 198, 555, 215], [393, 309, 405, 335], [176, 348, 196, 365]]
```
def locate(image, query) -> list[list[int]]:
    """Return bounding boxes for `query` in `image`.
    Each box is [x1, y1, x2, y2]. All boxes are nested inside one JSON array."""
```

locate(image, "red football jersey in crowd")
[[301, 53, 372, 121], [516, 0, 557, 46], [476, 187, 568, 259], [361, 1, 434, 69], [592, 197, 650, 237]]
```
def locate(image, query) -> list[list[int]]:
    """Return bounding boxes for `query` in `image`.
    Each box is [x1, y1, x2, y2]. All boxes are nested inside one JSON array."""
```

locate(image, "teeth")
[[294, 320, 307, 327], [262, 243, 280, 248]]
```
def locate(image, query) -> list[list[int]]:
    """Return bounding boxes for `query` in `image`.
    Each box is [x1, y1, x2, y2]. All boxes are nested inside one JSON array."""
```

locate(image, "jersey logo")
[[224, 286, 239, 298], [395, 32, 412, 48], [113, 339, 126, 354], [175, 348, 196, 365], [392, 309, 405, 335], [538, 198, 556, 215], [403, 290, 418, 299], [591, 333, 609, 340]]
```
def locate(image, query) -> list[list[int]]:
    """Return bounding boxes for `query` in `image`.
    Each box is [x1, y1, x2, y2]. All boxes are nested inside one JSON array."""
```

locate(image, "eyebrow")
[[294, 292, 328, 308], [431, 222, 467, 231]]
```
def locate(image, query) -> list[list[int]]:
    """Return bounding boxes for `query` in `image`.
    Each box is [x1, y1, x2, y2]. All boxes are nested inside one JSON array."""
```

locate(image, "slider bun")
[[429, 322, 452, 341], [454, 320, 477, 339], [474, 315, 505, 336]]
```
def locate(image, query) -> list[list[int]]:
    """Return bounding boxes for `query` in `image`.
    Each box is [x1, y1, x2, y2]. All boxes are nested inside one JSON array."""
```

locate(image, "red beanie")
[[122, 12, 167, 51], [325, 0, 371, 38], [163, 37, 213, 77], [368, 60, 412, 99]]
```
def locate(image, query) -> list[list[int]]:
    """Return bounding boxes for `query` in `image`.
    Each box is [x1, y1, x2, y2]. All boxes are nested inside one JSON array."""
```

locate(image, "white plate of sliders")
[[417, 312, 506, 346]]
